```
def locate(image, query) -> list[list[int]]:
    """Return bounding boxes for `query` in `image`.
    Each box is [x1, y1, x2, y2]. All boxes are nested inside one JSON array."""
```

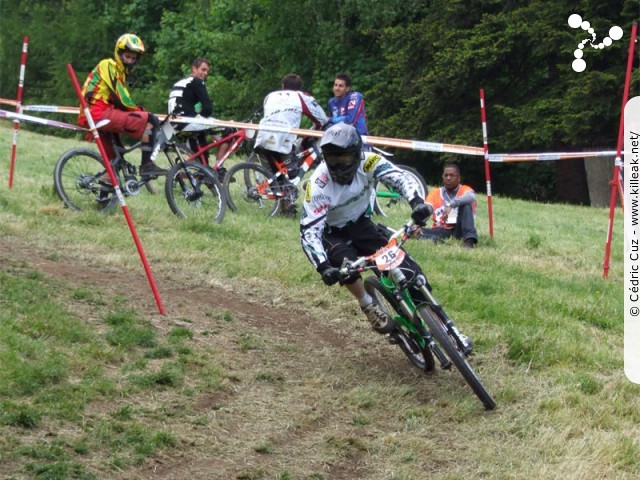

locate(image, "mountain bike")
[[371, 148, 428, 217], [222, 140, 321, 217], [339, 220, 496, 410], [54, 118, 226, 223], [175, 109, 261, 179]]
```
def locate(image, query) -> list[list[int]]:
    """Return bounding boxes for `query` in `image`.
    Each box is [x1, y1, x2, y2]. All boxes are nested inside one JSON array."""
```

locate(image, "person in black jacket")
[[168, 58, 229, 164]]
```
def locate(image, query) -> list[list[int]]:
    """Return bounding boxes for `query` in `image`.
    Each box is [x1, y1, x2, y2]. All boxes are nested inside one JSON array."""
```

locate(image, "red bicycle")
[[175, 109, 261, 179]]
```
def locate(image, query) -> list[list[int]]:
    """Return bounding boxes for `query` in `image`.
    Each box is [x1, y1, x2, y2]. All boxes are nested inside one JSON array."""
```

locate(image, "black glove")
[[411, 202, 433, 226], [317, 262, 341, 286]]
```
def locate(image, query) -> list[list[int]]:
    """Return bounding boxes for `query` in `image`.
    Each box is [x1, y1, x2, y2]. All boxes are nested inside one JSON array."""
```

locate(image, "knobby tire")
[[223, 161, 281, 217], [165, 161, 226, 223], [53, 148, 118, 212], [417, 305, 496, 410], [374, 165, 428, 217], [364, 276, 435, 372]]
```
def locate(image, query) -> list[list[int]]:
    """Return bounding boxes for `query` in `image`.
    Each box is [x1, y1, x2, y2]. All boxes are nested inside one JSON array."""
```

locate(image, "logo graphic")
[[568, 14, 623, 72]]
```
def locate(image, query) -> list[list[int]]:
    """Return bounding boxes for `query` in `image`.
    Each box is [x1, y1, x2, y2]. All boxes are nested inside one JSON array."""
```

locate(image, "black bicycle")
[[339, 220, 496, 410], [53, 118, 226, 223]]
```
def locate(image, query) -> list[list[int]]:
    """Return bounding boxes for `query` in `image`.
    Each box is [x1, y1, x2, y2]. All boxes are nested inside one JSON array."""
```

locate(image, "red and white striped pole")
[[8, 36, 28, 188], [66, 64, 166, 315], [479, 89, 495, 238], [604, 22, 637, 278]]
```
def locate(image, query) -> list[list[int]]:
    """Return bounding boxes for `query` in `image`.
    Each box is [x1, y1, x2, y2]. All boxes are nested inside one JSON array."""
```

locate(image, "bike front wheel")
[[165, 161, 226, 223], [53, 148, 118, 212], [144, 143, 190, 194], [374, 165, 428, 218], [417, 305, 496, 410], [364, 276, 435, 372], [224, 162, 282, 217]]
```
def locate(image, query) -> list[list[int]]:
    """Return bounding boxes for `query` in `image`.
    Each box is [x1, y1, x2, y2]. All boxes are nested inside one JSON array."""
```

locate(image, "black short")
[[323, 216, 428, 288]]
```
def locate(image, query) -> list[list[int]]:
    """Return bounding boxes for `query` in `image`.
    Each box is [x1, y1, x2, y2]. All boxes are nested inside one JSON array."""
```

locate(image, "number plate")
[[372, 239, 405, 270]]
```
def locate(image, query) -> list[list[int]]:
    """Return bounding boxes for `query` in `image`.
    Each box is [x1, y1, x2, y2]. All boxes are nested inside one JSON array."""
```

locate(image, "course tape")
[[0, 101, 621, 161], [0, 108, 86, 131]]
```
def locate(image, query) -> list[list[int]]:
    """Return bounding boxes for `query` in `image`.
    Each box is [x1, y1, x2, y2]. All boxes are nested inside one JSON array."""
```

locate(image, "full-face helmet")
[[319, 123, 362, 185], [114, 33, 145, 72]]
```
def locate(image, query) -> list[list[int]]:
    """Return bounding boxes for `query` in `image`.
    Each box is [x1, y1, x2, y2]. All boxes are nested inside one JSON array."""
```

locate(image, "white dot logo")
[[568, 14, 623, 72]]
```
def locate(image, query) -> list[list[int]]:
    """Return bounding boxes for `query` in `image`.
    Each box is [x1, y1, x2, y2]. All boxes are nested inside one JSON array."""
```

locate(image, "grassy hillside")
[[0, 123, 634, 479]]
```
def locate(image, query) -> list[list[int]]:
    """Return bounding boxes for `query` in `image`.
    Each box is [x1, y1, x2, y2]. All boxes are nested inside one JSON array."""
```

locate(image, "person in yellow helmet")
[[78, 33, 166, 178]]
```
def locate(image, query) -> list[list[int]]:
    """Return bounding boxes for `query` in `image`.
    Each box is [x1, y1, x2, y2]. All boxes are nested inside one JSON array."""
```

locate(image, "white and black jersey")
[[167, 76, 212, 117]]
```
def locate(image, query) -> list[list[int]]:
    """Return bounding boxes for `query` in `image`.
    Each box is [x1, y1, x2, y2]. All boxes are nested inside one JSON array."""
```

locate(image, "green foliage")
[[1, 0, 635, 199]]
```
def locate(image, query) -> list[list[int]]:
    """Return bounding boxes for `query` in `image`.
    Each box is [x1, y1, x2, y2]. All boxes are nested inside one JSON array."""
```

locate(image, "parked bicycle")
[[339, 219, 496, 410], [371, 147, 428, 217], [54, 117, 226, 223], [175, 109, 261, 180], [222, 139, 321, 217]]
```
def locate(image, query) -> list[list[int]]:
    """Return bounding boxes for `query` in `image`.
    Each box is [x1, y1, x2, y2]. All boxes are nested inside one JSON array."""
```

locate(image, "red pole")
[[66, 64, 166, 315], [479, 89, 495, 238], [8, 36, 28, 188], [604, 22, 637, 278]]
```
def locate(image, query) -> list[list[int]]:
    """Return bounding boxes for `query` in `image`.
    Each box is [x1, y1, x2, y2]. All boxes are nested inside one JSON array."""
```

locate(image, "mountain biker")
[[168, 58, 231, 171], [254, 74, 328, 216], [78, 33, 167, 179], [300, 123, 434, 334]]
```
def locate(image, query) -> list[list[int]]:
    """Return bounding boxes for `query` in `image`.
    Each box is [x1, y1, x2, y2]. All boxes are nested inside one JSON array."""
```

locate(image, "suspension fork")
[[413, 276, 471, 355]]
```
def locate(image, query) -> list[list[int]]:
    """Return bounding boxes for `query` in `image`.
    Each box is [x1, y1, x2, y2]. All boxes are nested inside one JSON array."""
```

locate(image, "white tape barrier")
[[0, 101, 622, 161], [0, 109, 86, 131]]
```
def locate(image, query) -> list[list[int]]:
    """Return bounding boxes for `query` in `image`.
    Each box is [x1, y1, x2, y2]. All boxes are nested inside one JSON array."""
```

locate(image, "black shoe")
[[140, 162, 168, 179], [463, 239, 476, 249], [216, 167, 235, 183]]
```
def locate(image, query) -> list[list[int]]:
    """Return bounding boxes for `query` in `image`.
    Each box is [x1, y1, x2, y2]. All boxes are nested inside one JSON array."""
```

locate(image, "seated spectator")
[[417, 162, 478, 249]]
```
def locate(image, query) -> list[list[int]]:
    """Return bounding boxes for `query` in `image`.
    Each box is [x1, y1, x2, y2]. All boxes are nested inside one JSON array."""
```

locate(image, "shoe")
[[463, 239, 475, 249], [140, 162, 168, 179], [361, 302, 396, 334], [216, 167, 235, 183]]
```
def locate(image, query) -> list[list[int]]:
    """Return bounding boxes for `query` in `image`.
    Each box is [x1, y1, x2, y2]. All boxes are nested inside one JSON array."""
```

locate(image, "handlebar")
[[338, 220, 420, 277]]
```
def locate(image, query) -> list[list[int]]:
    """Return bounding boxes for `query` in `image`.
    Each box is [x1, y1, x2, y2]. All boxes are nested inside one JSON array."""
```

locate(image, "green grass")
[[0, 123, 635, 479]]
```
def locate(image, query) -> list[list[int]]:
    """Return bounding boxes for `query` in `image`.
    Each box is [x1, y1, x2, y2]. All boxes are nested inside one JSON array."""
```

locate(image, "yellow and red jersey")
[[78, 58, 141, 127]]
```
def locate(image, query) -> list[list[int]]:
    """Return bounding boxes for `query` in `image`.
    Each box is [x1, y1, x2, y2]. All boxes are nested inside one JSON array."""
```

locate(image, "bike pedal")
[[387, 333, 400, 345]]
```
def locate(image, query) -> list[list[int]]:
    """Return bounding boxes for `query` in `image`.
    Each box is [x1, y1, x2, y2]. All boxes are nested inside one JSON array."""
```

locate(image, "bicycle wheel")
[[144, 143, 190, 194], [374, 165, 428, 217], [224, 161, 282, 217], [53, 148, 118, 212], [417, 305, 496, 410], [364, 276, 435, 372], [165, 161, 226, 223]]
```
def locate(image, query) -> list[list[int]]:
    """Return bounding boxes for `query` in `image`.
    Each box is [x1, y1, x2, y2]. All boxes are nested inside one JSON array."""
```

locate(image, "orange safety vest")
[[425, 185, 476, 229]]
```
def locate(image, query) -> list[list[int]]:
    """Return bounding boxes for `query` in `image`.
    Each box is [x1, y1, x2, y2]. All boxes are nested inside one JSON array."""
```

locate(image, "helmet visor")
[[324, 152, 357, 170], [324, 151, 359, 184]]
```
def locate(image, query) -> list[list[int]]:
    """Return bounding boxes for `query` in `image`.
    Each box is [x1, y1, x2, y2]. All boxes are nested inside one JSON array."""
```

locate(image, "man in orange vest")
[[417, 162, 478, 249]]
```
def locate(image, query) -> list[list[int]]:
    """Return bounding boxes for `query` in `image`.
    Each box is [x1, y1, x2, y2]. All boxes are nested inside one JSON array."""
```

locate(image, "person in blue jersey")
[[327, 73, 368, 136]]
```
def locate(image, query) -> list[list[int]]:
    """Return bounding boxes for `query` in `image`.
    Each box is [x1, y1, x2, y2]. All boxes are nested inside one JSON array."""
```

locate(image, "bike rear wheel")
[[224, 162, 282, 217], [374, 165, 428, 218], [53, 148, 118, 212], [165, 161, 226, 223], [417, 305, 496, 410], [364, 276, 435, 372]]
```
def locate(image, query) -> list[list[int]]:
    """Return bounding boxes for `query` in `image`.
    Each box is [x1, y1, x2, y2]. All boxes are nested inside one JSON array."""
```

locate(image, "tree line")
[[1, 0, 637, 203]]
